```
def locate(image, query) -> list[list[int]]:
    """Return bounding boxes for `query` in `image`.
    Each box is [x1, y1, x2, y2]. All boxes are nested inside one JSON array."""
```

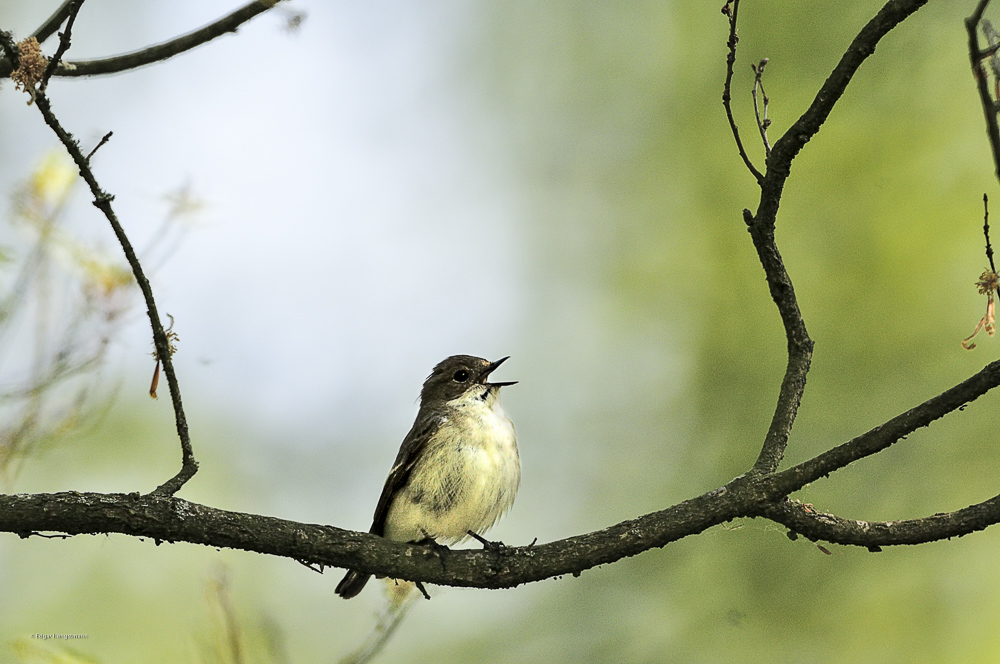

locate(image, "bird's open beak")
[[482, 356, 517, 387]]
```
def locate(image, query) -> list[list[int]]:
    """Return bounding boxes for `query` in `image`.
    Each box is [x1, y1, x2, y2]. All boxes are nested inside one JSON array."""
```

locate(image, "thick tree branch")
[[5, 387, 1000, 591], [0, 490, 745, 590], [760, 494, 1000, 548], [0, 0, 285, 80]]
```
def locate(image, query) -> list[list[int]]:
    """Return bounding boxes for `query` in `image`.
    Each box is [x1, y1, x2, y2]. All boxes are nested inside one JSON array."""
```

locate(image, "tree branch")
[[760, 494, 1000, 549], [765, 0, 930, 182], [0, 0, 285, 80], [763, 357, 1000, 497], [721, 0, 765, 184], [968, 0, 1000, 183], [38, 0, 82, 93], [6, 399, 1000, 592], [30, 0, 75, 44], [1, 12, 198, 495], [742, 0, 928, 475], [32, 100, 197, 496], [0, 490, 742, 590], [751, 58, 772, 156]]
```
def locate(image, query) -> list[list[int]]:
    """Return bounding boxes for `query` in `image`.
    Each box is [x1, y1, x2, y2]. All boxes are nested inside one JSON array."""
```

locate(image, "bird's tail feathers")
[[335, 569, 371, 599]]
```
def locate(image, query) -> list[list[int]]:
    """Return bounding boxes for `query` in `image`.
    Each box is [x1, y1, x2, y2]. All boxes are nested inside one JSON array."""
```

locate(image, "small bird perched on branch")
[[336, 355, 520, 599]]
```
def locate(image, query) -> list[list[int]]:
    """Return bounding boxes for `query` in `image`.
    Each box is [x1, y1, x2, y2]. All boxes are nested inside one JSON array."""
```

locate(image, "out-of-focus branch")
[[38, 0, 82, 93], [0, 0, 286, 80], [968, 0, 1000, 184], [31, 1, 75, 44]]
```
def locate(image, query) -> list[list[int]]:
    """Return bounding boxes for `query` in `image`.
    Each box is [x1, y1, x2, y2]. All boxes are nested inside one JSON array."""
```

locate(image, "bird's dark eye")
[[453, 369, 470, 383]]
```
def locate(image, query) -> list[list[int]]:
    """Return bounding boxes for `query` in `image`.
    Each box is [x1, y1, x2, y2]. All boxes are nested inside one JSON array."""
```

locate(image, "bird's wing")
[[369, 416, 442, 537]]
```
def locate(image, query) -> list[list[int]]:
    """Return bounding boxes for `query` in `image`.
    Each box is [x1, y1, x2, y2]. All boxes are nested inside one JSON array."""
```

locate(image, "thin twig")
[[39, 0, 83, 93], [339, 591, 419, 664], [85, 131, 113, 162], [2, 0, 288, 80], [751, 58, 772, 156], [721, 0, 764, 184], [985, 193, 996, 273], [30, 0, 76, 44], [981, 37, 1000, 59], [297, 559, 326, 574], [27, 19, 198, 495]]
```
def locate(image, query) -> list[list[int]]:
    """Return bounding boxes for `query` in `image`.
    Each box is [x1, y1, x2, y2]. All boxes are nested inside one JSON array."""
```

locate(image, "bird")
[[336, 355, 519, 599]]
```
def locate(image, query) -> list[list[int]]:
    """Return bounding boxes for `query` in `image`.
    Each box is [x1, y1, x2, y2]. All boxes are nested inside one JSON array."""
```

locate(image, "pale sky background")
[[4, 0, 527, 429]]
